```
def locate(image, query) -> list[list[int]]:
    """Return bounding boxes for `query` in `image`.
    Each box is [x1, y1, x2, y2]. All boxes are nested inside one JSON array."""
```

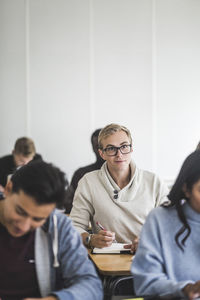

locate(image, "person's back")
[[64, 129, 104, 213], [0, 137, 42, 191]]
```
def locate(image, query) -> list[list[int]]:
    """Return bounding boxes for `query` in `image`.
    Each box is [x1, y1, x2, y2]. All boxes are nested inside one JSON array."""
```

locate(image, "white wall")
[[156, 0, 200, 180], [0, 0, 27, 148], [0, 0, 200, 182]]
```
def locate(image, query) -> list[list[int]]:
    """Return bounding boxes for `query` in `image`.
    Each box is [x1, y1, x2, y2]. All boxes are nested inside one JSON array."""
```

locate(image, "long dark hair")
[[167, 151, 200, 250]]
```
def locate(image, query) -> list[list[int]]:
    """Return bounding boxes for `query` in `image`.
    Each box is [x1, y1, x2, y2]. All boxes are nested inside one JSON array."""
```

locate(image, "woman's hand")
[[90, 230, 115, 248], [0, 185, 4, 192], [183, 281, 200, 300], [123, 237, 139, 254]]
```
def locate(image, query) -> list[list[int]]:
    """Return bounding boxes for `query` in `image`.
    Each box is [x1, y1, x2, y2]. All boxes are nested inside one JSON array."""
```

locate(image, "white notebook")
[[92, 243, 131, 254]]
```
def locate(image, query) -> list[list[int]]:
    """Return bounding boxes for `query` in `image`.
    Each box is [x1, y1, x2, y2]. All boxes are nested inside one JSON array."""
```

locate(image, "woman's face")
[[186, 179, 200, 213], [98, 130, 133, 174]]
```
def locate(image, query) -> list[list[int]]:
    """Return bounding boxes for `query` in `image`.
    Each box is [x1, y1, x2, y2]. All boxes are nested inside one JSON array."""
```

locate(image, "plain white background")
[[0, 0, 200, 183]]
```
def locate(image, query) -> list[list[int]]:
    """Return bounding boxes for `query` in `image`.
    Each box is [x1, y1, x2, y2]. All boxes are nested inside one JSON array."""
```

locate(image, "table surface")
[[111, 296, 136, 300], [88, 250, 133, 275]]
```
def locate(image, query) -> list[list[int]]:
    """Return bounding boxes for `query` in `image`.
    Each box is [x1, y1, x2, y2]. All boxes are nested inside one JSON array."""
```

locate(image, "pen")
[[96, 221, 106, 231], [96, 221, 117, 243]]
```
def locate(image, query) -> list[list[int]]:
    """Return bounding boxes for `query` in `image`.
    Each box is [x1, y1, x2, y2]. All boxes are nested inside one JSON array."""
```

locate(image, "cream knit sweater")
[[70, 161, 168, 243]]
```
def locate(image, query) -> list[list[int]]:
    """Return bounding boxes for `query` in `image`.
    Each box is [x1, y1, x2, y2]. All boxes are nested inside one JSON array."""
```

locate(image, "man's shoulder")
[[47, 211, 76, 241], [49, 210, 72, 229], [73, 165, 93, 178], [70, 165, 98, 190], [55, 209, 71, 221], [0, 155, 15, 174], [74, 163, 100, 178], [33, 153, 43, 161], [0, 154, 13, 165]]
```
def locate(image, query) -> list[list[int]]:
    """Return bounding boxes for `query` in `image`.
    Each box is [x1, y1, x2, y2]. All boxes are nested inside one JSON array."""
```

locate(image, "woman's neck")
[[108, 165, 132, 189]]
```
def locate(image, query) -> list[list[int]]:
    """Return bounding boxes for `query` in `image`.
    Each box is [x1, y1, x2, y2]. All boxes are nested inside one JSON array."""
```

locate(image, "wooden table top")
[[88, 250, 133, 276]]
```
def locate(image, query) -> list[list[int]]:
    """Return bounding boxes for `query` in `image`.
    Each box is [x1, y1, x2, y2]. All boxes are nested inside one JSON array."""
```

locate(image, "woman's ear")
[[98, 149, 105, 160], [182, 183, 190, 198], [130, 145, 133, 153], [4, 180, 13, 197]]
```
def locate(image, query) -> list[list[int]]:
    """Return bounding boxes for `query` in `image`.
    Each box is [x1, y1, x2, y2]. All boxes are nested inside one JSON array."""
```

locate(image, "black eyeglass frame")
[[102, 144, 132, 156]]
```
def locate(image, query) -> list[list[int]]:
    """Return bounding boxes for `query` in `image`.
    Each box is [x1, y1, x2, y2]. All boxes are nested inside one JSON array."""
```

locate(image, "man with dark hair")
[[64, 129, 104, 213], [0, 160, 103, 300], [0, 137, 42, 192]]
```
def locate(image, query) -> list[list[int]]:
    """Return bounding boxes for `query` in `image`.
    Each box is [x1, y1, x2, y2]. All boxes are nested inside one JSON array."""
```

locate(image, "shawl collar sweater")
[[70, 161, 168, 243]]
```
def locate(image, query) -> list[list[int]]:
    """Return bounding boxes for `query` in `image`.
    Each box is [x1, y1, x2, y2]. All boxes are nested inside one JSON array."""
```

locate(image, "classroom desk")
[[88, 250, 133, 276], [89, 250, 134, 299]]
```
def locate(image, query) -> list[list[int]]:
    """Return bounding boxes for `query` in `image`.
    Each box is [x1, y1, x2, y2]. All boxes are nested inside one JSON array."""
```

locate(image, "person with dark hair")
[[64, 128, 104, 213], [0, 137, 42, 192], [132, 151, 200, 299], [0, 160, 103, 300]]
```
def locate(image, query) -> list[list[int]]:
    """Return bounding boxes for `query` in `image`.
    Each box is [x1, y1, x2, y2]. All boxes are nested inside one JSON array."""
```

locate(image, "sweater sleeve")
[[70, 175, 95, 234], [154, 176, 169, 207], [131, 209, 192, 297], [51, 215, 103, 300]]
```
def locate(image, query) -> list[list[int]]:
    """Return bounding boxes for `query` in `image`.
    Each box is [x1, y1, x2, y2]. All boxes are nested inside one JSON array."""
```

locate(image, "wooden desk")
[[88, 251, 133, 276], [89, 251, 134, 299]]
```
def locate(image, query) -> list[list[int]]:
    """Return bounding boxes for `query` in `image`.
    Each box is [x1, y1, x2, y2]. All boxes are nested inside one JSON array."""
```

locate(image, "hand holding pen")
[[96, 221, 117, 243]]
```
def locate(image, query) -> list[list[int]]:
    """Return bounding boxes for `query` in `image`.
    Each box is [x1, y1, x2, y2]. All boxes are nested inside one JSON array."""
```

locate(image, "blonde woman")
[[70, 123, 168, 252]]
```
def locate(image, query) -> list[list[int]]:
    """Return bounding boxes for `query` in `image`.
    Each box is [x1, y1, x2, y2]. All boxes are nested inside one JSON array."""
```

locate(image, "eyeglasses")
[[102, 144, 132, 156]]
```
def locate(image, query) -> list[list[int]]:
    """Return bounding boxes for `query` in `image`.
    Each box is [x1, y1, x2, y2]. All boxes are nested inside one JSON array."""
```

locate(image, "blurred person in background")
[[0, 137, 42, 196], [64, 129, 104, 213]]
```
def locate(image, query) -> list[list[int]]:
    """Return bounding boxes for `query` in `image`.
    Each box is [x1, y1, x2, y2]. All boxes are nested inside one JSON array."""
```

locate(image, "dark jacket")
[[0, 153, 42, 187]]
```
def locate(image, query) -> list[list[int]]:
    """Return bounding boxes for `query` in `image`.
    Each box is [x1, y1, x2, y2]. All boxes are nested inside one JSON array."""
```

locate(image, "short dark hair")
[[167, 151, 200, 250], [11, 160, 68, 207], [14, 137, 36, 157], [91, 129, 102, 144]]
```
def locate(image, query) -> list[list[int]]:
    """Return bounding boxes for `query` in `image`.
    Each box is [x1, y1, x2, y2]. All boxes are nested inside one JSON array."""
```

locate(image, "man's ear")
[[182, 183, 190, 198], [4, 180, 13, 197]]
